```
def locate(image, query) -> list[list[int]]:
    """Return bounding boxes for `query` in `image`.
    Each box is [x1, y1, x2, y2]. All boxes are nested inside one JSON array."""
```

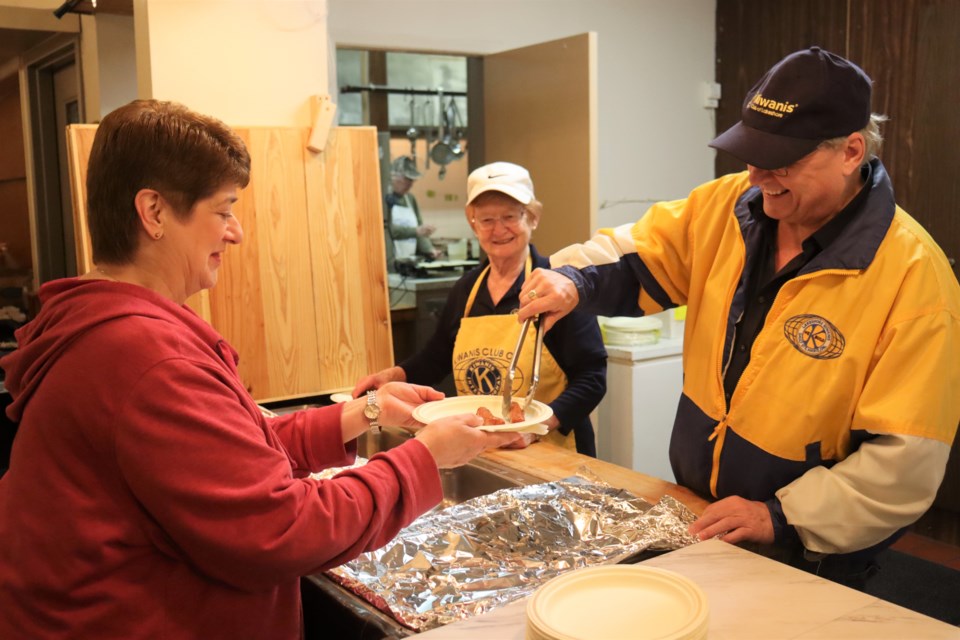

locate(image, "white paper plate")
[[527, 565, 709, 640], [329, 392, 353, 404], [411, 395, 553, 433]]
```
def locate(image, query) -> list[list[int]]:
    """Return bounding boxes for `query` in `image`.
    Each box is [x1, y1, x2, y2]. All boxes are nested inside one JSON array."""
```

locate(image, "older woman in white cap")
[[355, 162, 607, 456]]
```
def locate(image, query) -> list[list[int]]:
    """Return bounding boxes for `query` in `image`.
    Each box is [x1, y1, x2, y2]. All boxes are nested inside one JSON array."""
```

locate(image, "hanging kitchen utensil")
[[429, 90, 451, 170], [429, 96, 466, 176], [423, 99, 434, 169], [405, 96, 418, 163], [446, 97, 466, 162]]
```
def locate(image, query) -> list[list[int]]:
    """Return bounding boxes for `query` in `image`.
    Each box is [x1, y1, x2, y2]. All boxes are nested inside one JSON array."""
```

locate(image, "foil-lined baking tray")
[[325, 474, 700, 632]]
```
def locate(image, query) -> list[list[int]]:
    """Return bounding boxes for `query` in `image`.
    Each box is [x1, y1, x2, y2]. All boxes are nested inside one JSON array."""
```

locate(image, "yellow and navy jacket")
[[551, 159, 960, 552]]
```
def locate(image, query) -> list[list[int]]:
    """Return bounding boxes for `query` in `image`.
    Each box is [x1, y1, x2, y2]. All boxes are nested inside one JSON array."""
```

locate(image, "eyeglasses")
[[472, 208, 525, 230]]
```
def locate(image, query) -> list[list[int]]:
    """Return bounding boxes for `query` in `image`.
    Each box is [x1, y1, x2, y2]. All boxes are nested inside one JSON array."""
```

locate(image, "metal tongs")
[[502, 315, 545, 419]]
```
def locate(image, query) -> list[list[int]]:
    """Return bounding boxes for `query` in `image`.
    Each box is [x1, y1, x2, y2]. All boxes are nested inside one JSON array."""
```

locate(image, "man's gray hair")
[[821, 113, 888, 159]]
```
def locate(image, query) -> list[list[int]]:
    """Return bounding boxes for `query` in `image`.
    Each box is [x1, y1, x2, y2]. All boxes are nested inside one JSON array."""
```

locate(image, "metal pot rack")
[[340, 84, 467, 97]]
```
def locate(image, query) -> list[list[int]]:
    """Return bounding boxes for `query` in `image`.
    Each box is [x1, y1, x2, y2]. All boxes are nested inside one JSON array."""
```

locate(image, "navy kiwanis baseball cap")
[[709, 47, 873, 170]]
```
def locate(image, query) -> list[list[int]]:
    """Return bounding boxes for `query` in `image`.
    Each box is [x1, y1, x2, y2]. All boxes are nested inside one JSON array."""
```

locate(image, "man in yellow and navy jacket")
[[518, 47, 960, 589]]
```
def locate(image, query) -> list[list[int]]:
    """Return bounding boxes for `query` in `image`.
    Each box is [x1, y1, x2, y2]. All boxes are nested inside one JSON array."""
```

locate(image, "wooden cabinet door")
[[483, 33, 598, 257]]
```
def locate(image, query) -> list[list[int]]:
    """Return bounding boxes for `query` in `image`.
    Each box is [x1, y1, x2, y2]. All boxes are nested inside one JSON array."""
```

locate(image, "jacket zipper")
[[709, 246, 745, 499], [707, 413, 729, 498]]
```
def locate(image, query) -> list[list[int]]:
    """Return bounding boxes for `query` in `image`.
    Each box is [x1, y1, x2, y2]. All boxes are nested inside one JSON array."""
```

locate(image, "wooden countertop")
[[478, 441, 710, 514]]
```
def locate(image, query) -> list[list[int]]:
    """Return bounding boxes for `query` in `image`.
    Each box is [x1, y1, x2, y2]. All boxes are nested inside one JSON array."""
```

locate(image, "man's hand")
[[688, 496, 775, 545], [517, 268, 579, 331]]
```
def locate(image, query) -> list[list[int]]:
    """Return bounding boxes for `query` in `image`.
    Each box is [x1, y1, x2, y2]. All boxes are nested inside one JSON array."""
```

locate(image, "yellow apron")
[[452, 256, 576, 450]]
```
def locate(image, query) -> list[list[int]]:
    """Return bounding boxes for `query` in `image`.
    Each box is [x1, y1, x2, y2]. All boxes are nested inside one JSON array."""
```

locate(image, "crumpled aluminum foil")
[[325, 474, 700, 632]]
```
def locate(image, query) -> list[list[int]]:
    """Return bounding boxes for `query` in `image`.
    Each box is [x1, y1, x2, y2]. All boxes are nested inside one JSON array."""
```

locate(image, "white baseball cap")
[[466, 162, 535, 205]]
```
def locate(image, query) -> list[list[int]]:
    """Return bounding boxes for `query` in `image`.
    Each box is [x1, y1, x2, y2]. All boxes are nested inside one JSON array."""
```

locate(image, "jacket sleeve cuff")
[[555, 265, 590, 310], [765, 497, 800, 545]]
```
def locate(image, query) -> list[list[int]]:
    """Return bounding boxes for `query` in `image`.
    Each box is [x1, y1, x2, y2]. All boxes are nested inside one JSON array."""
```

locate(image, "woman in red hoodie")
[[0, 100, 518, 639]]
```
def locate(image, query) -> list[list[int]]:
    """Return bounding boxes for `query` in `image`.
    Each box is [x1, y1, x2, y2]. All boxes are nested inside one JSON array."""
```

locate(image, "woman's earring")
[[154, 231, 163, 240]]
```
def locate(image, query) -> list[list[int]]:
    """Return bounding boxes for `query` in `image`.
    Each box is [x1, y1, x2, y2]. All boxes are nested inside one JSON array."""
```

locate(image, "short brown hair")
[[87, 100, 251, 263]]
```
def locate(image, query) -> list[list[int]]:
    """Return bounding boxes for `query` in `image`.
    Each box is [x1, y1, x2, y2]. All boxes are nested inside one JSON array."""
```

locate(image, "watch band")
[[365, 390, 382, 433]]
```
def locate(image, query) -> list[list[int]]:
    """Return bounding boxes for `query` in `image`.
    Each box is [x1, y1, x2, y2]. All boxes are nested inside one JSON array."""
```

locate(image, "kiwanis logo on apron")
[[454, 348, 521, 395]]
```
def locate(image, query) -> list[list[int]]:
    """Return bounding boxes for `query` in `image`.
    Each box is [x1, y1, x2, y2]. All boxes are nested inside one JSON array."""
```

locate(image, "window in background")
[[336, 48, 365, 125], [335, 48, 468, 131], [386, 52, 468, 130]]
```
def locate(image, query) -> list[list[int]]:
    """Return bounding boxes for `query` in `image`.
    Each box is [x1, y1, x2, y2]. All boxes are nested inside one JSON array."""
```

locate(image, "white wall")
[[135, 0, 330, 127], [328, 0, 717, 231], [95, 14, 137, 119]]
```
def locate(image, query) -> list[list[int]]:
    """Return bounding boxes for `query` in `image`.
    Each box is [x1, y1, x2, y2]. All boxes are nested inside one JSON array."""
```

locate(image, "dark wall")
[[0, 74, 32, 272]]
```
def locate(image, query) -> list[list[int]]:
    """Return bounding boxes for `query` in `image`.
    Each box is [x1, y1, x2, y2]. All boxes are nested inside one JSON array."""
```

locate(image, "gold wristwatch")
[[363, 390, 382, 433]]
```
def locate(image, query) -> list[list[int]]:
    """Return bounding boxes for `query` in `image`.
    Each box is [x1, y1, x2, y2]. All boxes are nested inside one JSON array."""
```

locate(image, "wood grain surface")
[[65, 124, 97, 274], [66, 124, 392, 402], [482, 441, 709, 514]]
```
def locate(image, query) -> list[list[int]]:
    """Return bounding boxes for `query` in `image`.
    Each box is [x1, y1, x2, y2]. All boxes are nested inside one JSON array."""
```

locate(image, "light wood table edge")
[[480, 442, 709, 515]]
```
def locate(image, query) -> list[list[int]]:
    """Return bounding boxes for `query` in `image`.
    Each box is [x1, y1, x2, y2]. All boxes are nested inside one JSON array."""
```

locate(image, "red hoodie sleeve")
[[112, 359, 442, 592], [266, 404, 359, 474]]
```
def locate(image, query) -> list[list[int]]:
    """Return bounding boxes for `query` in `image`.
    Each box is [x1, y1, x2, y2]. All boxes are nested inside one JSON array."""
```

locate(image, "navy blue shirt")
[[401, 245, 607, 456]]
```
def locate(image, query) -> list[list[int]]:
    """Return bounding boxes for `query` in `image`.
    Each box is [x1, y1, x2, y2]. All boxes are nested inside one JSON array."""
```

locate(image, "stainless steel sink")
[[359, 428, 541, 509], [302, 427, 541, 639]]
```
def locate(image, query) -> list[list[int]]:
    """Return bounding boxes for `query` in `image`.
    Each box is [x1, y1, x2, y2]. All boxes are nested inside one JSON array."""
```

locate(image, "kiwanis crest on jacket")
[[784, 314, 845, 359]]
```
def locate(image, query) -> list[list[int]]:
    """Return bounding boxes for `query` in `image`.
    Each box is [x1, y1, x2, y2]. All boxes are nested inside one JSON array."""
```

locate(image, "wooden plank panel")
[[205, 128, 269, 396], [244, 127, 323, 399], [304, 127, 393, 389]]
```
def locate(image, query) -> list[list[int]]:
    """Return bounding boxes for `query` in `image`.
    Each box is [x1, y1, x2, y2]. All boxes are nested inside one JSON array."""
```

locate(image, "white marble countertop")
[[416, 539, 959, 639]]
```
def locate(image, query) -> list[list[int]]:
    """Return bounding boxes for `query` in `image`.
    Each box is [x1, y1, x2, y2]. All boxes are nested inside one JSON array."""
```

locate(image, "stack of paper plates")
[[601, 316, 663, 346], [526, 565, 708, 640]]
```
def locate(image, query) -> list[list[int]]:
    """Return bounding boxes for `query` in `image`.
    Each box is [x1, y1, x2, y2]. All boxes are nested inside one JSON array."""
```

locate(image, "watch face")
[[363, 404, 380, 419]]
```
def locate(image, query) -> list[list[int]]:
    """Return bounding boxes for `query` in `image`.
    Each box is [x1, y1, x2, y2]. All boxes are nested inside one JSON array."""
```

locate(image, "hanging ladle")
[[430, 97, 466, 170], [406, 96, 418, 162]]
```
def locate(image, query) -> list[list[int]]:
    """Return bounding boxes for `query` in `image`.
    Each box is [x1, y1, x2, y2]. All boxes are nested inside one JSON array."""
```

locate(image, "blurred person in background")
[[384, 154, 441, 271]]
